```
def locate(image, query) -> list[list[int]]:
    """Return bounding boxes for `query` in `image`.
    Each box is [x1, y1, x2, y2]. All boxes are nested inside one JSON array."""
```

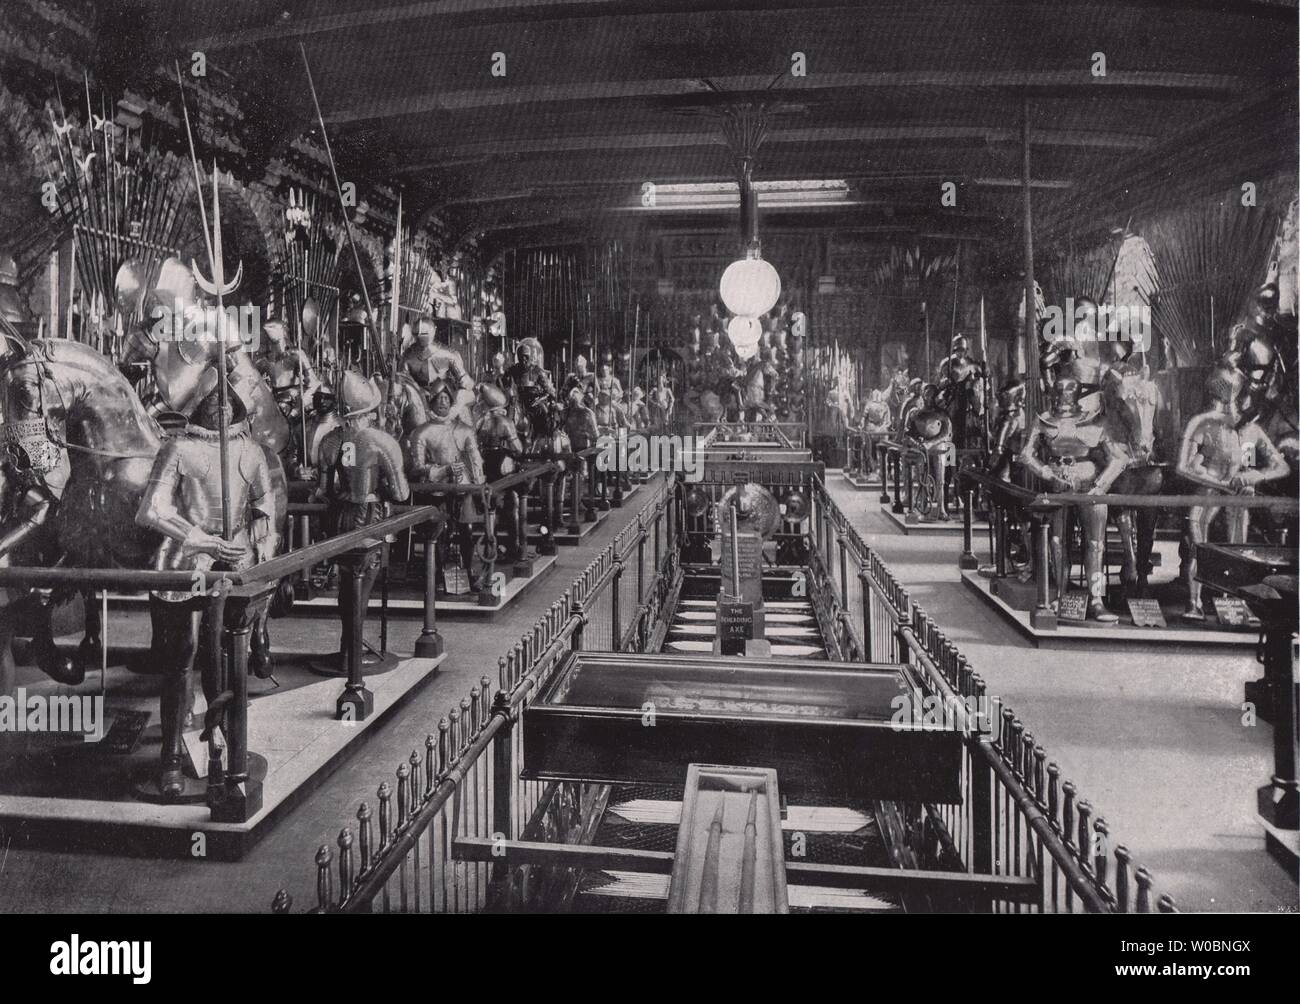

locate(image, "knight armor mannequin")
[[936, 334, 978, 390], [989, 379, 1027, 482], [407, 378, 485, 579], [407, 379, 486, 516], [314, 372, 410, 673], [904, 385, 957, 520], [315, 372, 410, 534], [626, 387, 650, 429], [505, 338, 556, 429], [135, 376, 278, 801], [401, 316, 474, 406], [595, 363, 623, 404], [565, 388, 600, 451], [647, 374, 675, 431], [860, 389, 891, 433], [256, 320, 320, 396], [593, 390, 627, 435], [563, 354, 595, 400], [1176, 365, 1289, 619], [474, 383, 524, 481], [898, 377, 925, 434], [1019, 377, 1126, 622]]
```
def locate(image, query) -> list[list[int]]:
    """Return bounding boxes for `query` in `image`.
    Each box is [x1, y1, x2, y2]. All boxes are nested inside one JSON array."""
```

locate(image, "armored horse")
[[0, 335, 289, 687]]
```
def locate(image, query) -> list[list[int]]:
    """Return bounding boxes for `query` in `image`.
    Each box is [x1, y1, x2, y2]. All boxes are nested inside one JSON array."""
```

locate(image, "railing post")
[[1030, 513, 1057, 630], [335, 543, 383, 721], [892, 450, 904, 514], [960, 481, 978, 570], [537, 471, 557, 555], [858, 566, 873, 662], [878, 442, 890, 503], [491, 691, 514, 888], [415, 518, 444, 658], [567, 463, 583, 536], [611, 559, 622, 650]]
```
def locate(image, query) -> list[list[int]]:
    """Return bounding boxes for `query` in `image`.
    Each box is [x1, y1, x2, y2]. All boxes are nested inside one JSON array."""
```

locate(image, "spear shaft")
[[299, 43, 390, 382]]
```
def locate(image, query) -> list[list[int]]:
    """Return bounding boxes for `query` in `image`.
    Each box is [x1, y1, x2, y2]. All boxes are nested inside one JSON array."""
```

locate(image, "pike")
[[389, 191, 403, 421], [299, 43, 392, 387], [175, 63, 239, 541]]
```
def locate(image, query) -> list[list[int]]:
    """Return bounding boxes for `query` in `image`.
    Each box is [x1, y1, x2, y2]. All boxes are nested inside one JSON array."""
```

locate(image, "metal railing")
[[275, 469, 1177, 913], [274, 474, 678, 913], [956, 467, 1298, 630], [809, 476, 1175, 913]]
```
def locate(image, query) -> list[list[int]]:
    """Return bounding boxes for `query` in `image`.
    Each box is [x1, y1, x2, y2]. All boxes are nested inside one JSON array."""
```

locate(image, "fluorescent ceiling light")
[[628, 179, 852, 210]]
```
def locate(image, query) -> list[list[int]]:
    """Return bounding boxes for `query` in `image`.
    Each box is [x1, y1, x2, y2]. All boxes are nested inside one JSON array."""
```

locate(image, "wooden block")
[[667, 764, 788, 914]]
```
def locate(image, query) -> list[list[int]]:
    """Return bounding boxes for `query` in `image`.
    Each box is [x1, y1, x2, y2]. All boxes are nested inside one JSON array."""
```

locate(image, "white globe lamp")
[[727, 314, 762, 360], [719, 256, 781, 318]]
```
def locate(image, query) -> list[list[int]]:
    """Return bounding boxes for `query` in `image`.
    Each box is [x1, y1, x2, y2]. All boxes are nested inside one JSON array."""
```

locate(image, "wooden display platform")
[[840, 471, 884, 492], [0, 649, 446, 860], [529, 505, 612, 546], [293, 554, 557, 615], [882, 508, 989, 535], [960, 568, 1261, 648]]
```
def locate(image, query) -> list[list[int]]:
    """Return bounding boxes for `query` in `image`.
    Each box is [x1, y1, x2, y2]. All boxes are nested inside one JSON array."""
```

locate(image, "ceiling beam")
[[326, 70, 1244, 125], [188, 0, 1298, 52], [392, 123, 1153, 171]]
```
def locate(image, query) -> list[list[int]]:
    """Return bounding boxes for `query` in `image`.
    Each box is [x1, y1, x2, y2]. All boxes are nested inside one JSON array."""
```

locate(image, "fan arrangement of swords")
[[37, 83, 191, 356]]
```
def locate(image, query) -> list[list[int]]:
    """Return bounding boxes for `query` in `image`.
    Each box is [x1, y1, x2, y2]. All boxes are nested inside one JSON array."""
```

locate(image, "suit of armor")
[[136, 420, 278, 600], [401, 341, 473, 401], [409, 415, 484, 510], [626, 390, 650, 429], [566, 396, 600, 451], [1019, 378, 1125, 621], [989, 382, 1027, 482], [593, 395, 627, 435], [595, 368, 623, 403], [476, 406, 524, 481], [1177, 365, 1290, 618], [256, 342, 319, 394], [134, 390, 279, 801], [860, 395, 891, 433], [905, 396, 957, 520], [317, 422, 410, 534]]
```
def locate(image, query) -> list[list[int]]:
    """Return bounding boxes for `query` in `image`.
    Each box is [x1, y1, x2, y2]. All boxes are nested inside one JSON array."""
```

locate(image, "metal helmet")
[[478, 383, 507, 410], [338, 370, 381, 417], [264, 319, 288, 344], [1205, 364, 1245, 407], [907, 377, 923, 394], [951, 334, 969, 354], [427, 377, 452, 409]]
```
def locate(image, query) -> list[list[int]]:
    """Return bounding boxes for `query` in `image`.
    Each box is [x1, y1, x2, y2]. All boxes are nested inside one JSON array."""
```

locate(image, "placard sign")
[[1211, 596, 1256, 627], [718, 601, 754, 656], [721, 531, 764, 606], [1057, 590, 1090, 622], [1126, 598, 1167, 628]]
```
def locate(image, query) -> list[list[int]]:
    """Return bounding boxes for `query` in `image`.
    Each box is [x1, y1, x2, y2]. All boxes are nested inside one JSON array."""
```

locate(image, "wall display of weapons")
[[36, 83, 190, 355]]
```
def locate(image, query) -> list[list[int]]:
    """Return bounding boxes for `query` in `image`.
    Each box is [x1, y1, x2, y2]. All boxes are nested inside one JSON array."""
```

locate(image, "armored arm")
[[1236, 424, 1291, 488], [378, 433, 411, 502], [1017, 419, 1059, 487], [135, 442, 195, 545], [460, 427, 486, 484], [243, 445, 278, 557], [1176, 416, 1227, 490]]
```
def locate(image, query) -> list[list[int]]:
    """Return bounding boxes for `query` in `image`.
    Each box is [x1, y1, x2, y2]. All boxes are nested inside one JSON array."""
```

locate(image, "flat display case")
[[523, 651, 962, 802], [1194, 543, 1298, 598]]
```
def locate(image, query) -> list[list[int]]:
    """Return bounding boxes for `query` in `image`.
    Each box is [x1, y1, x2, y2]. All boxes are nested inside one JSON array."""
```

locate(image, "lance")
[[389, 192, 404, 421], [175, 65, 238, 540], [299, 43, 390, 384], [191, 165, 243, 542]]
